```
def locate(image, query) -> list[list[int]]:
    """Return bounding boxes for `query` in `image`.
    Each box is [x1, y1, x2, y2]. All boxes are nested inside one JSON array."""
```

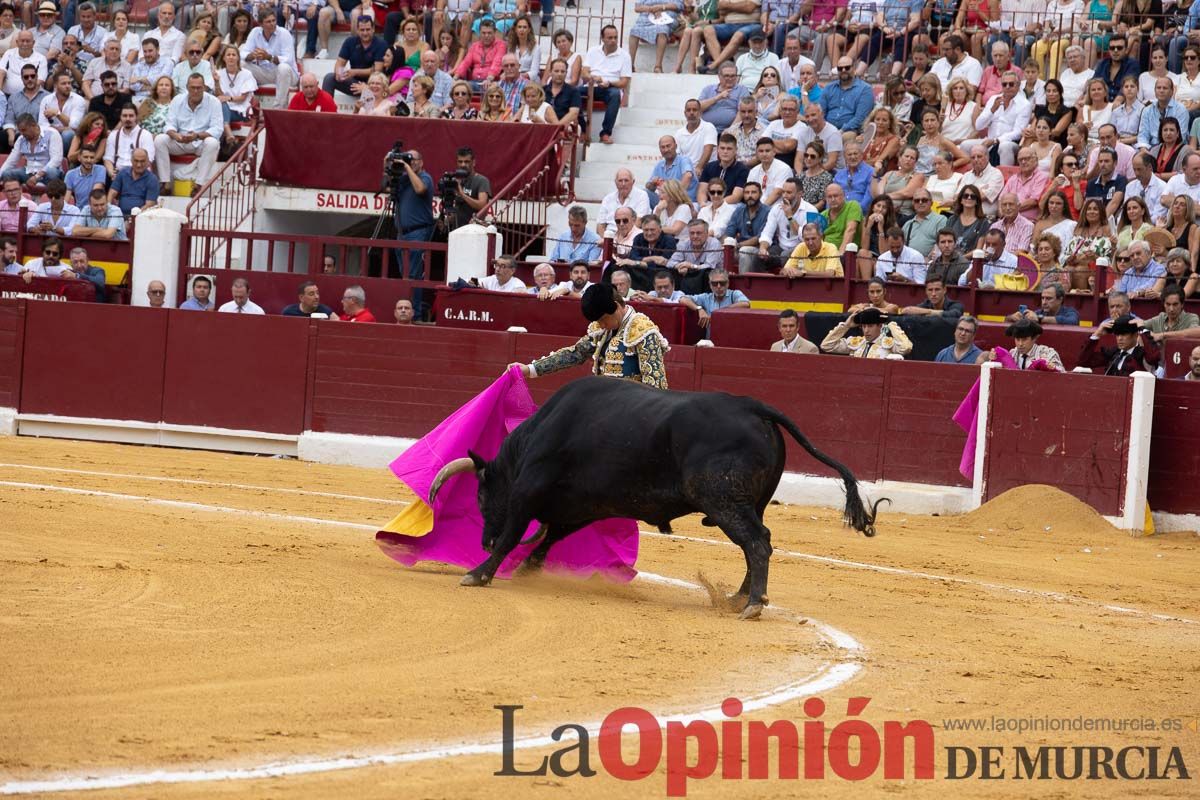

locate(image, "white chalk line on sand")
[[0, 462, 409, 505], [2, 476, 1195, 628], [0, 571, 863, 795]]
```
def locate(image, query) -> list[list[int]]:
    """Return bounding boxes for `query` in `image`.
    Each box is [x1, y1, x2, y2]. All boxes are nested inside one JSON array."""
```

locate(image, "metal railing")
[[474, 129, 576, 259], [177, 227, 449, 302], [183, 127, 261, 273]]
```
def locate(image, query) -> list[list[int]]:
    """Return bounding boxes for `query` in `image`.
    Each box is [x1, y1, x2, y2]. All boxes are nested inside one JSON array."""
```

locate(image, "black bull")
[[429, 378, 882, 619]]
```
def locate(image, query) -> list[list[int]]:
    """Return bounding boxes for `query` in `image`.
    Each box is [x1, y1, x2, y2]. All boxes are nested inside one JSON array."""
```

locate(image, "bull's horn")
[[520, 523, 547, 547], [429, 457, 477, 503]]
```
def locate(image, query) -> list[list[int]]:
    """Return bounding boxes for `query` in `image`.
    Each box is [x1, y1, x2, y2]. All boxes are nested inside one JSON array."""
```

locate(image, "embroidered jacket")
[[530, 308, 669, 389], [819, 320, 914, 358]]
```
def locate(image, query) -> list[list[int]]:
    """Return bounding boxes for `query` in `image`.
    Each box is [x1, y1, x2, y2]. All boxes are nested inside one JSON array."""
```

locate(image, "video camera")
[[438, 167, 471, 205], [382, 140, 412, 189]]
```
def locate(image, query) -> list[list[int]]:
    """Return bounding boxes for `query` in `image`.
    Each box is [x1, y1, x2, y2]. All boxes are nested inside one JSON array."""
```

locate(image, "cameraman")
[[449, 147, 491, 230], [389, 148, 434, 316]]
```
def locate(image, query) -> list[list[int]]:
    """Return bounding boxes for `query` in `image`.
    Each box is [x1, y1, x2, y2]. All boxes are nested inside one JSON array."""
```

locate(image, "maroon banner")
[[259, 111, 561, 194], [0, 274, 96, 302], [433, 287, 701, 344]]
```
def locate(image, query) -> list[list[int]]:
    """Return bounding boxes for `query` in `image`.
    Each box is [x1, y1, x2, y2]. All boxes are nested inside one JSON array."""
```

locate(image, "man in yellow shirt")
[[781, 222, 844, 277]]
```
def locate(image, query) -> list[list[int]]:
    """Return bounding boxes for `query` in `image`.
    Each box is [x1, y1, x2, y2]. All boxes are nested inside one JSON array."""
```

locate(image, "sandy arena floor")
[[0, 436, 1197, 799]]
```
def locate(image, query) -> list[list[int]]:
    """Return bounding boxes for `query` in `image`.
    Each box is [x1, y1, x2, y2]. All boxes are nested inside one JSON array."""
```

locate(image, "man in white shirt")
[[218, 277, 265, 314], [39, 72, 85, 153], [777, 35, 815, 92], [1127, 152, 1169, 225], [958, 229, 1019, 287], [142, 2, 184, 64], [153, 74, 222, 193], [930, 34, 982, 92], [675, 98, 718, 170], [239, 9, 296, 109], [875, 226, 927, 283], [596, 168, 651, 235], [104, 104, 155, 178], [634, 269, 685, 303], [31, 1, 64, 61], [171, 40, 214, 91], [746, 137, 794, 206], [959, 145, 1005, 217], [1162, 152, 1200, 221], [580, 24, 632, 144], [797, 102, 843, 171], [760, 94, 805, 170], [964, 72, 1030, 166], [554, 261, 595, 298], [478, 254, 527, 292], [83, 38, 132, 99], [0, 30, 49, 96], [1057, 45, 1093, 107], [735, 31, 780, 88], [757, 177, 818, 267]]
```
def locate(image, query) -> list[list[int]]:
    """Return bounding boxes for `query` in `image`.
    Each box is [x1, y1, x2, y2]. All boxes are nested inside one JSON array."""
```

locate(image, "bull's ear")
[[468, 450, 487, 476]]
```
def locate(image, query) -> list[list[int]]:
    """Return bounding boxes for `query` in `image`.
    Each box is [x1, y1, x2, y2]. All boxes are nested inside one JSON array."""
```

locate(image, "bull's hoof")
[[739, 603, 764, 621], [657, 522, 674, 534], [726, 592, 749, 612], [460, 572, 491, 587]]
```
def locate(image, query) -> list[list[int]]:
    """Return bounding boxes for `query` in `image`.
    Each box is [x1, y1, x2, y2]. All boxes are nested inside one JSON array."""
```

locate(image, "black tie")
[[862, 341, 873, 359], [1019, 354, 1026, 370]]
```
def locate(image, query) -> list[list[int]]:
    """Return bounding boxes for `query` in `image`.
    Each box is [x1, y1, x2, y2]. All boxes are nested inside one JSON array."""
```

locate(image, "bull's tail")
[[755, 403, 886, 537]]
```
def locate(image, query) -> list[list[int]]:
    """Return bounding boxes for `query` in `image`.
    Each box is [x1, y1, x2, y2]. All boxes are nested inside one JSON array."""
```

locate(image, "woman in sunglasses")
[[442, 80, 478, 120]]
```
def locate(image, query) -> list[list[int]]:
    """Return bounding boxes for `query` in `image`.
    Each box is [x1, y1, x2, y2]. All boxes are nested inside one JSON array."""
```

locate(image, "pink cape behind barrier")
[[375, 367, 639, 581], [952, 348, 1031, 480]]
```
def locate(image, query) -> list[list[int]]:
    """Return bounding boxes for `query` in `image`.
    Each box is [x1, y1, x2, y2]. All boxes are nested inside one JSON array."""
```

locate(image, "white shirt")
[[143, 25, 185, 64], [554, 280, 594, 296], [674, 120, 718, 167], [875, 246, 927, 283], [582, 45, 632, 83], [698, 202, 736, 239], [0, 49, 48, 95], [83, 56, 132, 96], [216, 67, 258, 116], [597, 186, 651, 228], [1165, 173, 1200, 213], [959, 250, 1019, 286], [931, 54, 983, 92], [1126, 173, 1169, 223], [22, 256, 70, 278], [218, 299, 265, 314], [240, 27, 298, 76], [1139, 71, 1181, 105], [106, 30, 142, 62], [974, 93, 1032, 143], [27, 201, 80, 235], [778, 56, 815, 92], [759, 198, 819, 251], [104, 123, 156, 169], [762, 118, 805, 152], [1176, 72, 1200, 106], [0, 127, 62, 175], [747, 158, 794, 204], [960, 164, 1005, 217], [479, 275, 528, 292], [38, 91, 86, 133], [735, 49, 781, 88], [1058, 67, 1094, 108]]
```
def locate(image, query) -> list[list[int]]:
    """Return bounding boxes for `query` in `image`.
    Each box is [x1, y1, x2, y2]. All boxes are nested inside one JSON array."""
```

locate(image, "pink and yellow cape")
[[375, 367, 639, 581]]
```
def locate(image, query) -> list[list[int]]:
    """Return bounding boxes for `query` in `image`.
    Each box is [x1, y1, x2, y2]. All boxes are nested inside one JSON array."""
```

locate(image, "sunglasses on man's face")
[[709, 189, 724, 195], [710, 280, 728, 287]]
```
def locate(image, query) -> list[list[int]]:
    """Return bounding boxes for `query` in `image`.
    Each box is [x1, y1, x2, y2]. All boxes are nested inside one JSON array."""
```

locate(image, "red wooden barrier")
[[161, 312, 310, 435], [694, 348, 886, 480], [0, 274, 96, 302], [881, 362, 975, 487], [0, 300, 24, 409], [20, 301, 167, 422], [1148, 379, 1200, 514], [982, 370, 1131, 516], [308, 322, 517, 438]]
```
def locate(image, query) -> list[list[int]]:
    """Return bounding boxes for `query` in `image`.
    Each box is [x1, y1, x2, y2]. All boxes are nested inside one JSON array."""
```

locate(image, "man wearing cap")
[[1079, 315, 1161, 376], [819, 307, 913, 358], [735, 31, 780, 88], [988, 319, 1064, 371], [510, 283, 669, 389]]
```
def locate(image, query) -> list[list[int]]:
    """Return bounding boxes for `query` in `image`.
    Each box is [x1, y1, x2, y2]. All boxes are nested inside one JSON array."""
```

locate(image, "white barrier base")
[[0, 407, 15, 436], [1150, 512, 1200, 535], [297, 431, 416, 468], [16, 414, 297, 456]]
